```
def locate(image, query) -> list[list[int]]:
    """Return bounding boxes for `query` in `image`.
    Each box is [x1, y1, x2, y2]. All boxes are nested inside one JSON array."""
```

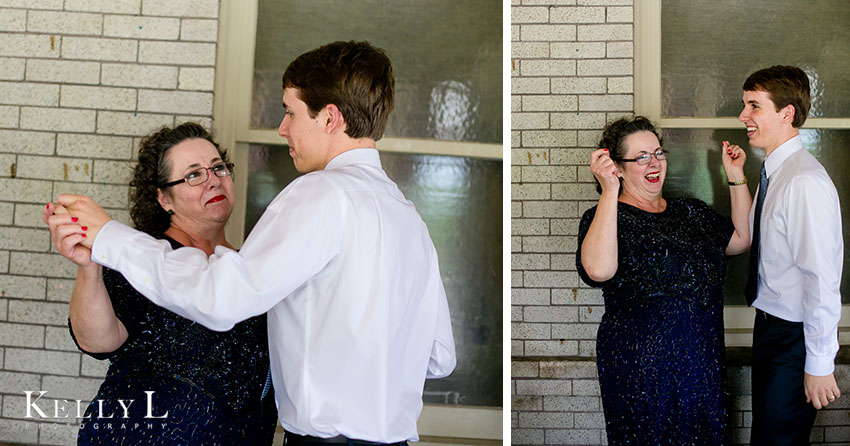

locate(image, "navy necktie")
[[745, 163, 769, 306]]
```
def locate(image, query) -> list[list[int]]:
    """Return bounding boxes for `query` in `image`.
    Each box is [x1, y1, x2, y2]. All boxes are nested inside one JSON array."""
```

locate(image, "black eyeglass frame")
[[159, 162, 235, 188], [619, 149, 668, 165]]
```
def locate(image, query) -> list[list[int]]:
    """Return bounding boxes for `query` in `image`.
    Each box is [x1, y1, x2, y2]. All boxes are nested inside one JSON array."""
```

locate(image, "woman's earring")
[[167, 210, 174, 216]]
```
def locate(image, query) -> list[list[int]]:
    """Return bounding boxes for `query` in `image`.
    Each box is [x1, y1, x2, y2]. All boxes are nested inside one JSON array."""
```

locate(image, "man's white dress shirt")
[[91, 148, 457, 442], [750, 135, 843, 376]]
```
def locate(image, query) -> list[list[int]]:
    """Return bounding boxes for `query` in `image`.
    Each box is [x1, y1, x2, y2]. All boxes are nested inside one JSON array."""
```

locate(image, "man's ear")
[[782, 104, 795, 124], [323, 104, 346, 134]]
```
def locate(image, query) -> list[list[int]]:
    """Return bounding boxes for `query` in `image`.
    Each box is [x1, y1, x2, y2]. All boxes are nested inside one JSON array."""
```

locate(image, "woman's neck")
[[164, 223, 230, 256], [618, 191, 666, 213]]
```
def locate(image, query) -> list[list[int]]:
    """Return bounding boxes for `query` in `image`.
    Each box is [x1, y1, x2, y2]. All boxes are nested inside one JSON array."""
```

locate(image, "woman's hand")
[[590, 148, 620, 194], [721, 141, 747, 182], [43, 202, 93, 267]]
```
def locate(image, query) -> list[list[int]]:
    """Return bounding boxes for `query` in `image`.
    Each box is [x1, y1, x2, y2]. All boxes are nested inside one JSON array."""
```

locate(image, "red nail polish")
[[71, 217, 78, 222], [81, 226, 88, 231], [81, 233, 86, 238]]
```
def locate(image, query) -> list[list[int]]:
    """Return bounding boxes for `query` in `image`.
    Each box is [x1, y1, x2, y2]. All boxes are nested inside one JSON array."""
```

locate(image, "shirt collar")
[[763, 134, 804, 178], [324, 148, 381, 170]]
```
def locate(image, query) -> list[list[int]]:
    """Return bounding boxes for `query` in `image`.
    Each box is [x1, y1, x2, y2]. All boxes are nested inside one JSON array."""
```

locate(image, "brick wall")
[[0, 1, 218, 444], [510, 1, 850, 445]]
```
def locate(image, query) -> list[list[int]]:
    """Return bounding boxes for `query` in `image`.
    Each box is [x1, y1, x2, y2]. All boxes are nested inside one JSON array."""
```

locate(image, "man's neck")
[[320, 137, 377, 169], [764, 128, 799, 158]]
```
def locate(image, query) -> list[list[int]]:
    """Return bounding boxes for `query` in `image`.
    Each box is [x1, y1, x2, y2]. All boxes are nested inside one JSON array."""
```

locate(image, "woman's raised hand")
[[43, 202, 93, 267], [721, 141, 747, 182], [590, 148, 621, 194]]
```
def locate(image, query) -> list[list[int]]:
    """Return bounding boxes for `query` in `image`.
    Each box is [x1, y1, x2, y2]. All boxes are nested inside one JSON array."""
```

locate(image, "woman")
[[576, 117, 752, 444], [43, 123, 277, 445]]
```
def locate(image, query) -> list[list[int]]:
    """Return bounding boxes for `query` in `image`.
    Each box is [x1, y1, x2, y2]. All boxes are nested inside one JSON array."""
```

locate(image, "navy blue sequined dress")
[[577, 198, 733, 445], [69, 237, 277, 445]]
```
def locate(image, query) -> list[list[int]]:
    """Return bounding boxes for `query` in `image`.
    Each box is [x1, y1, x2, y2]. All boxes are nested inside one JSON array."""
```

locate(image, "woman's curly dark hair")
[[595, 116, 663, 194], [129, 122, 229, 237]]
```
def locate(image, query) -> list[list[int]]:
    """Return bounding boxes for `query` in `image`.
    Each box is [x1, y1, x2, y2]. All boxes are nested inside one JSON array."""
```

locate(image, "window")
[[214, 0, 502, 440], [636, 0, 850, 346]]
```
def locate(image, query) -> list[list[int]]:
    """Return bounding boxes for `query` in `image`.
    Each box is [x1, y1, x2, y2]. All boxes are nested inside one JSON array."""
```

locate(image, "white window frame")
[[212, 0, 502, 441], [635, 0, 850, 347]]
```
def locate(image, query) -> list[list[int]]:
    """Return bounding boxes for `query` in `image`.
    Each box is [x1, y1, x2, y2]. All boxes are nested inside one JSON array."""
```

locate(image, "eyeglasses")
[[159, 162, 235, 187], [620, 149, 668, 165]]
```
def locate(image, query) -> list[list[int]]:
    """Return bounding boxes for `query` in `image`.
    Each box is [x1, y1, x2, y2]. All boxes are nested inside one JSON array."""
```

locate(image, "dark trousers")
[[751, 309, 817, 446], [283, 432, 408, 446]]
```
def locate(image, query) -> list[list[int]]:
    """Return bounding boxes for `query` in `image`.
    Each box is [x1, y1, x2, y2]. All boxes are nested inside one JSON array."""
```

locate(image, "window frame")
[[212, 0, 502, 440], [635, 0, 850, 347]]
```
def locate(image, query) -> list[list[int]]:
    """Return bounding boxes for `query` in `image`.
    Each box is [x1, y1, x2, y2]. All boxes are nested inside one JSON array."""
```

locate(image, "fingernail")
[[81, 233, 86, 238], [71, 217, 78, 223], [603, 149, 609, 152]]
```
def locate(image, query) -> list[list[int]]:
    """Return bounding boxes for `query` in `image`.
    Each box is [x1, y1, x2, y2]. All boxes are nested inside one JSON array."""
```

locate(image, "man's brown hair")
[[743, 65, 811, 128], [282, 41, 394, 141]]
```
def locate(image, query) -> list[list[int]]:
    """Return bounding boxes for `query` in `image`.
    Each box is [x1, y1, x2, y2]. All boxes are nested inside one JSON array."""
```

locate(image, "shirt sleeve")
[[786, 175, 843, 375], [426, 256, 456, 378], [90, 174, 344, 331]]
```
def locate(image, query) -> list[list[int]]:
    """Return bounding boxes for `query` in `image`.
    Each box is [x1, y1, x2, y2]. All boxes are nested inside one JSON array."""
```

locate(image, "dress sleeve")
[[576, 205, 615, 288], [693, 198, 735, 251]]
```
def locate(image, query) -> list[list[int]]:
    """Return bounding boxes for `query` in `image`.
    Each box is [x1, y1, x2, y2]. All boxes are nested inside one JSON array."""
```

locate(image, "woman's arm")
[[44, 203, 128, 353], [69, 264, 128, 353], [580, 149, 620, 282], [722, 142, 753, 255]]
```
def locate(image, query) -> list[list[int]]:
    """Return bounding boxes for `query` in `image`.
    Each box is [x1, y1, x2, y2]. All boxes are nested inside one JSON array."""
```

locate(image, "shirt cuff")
[[91, 220, 133, 270], [804, 354, 836, 376]]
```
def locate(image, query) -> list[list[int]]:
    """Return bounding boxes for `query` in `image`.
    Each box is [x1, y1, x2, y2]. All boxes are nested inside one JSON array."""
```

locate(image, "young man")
[[57, 41, 456, 445], [741, 65, 842, 445]]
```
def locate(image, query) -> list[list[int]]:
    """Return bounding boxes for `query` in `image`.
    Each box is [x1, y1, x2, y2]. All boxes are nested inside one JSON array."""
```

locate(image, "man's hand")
[[804, 372, 841, 409], [57, 194, 112, 249]]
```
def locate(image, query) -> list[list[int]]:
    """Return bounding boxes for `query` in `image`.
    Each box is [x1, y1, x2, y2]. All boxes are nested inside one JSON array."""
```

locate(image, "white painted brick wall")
[[0, 57, 26, 80], [0, 4, 219, 444], [26, 10, 103, 35], [103, 15, 180, 40], [178, 67, 215, 91], [0, 34, 60, 59], [0, 130, 55, 155], [0, 8, 27, 32], [512, 2, 631, 444], [101, 63, 178, 89], [138, 41, 216, 65], [181, 19, 218, 42], [142, 0, 219, 18]]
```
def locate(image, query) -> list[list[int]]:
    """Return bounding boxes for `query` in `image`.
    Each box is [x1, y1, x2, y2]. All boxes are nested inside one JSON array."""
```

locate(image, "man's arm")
[[787, 175, 843, 408], [426, 259, 456, 378], [60, 175, 343, 331]]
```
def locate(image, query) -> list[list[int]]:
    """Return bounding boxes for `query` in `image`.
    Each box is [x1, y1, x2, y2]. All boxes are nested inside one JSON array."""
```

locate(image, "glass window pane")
[[252, 1, 502, 143], [245, 144, 503, 406], [661, 129, 850, 305], [661, 0, 850, 118]]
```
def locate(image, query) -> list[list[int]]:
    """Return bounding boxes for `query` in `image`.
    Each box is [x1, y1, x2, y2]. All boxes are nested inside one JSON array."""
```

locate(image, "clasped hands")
[[42, 195, 112, 266]]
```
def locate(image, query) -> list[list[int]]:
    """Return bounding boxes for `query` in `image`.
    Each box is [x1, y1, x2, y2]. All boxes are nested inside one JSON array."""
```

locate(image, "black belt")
[[284, 432, 407, 446]]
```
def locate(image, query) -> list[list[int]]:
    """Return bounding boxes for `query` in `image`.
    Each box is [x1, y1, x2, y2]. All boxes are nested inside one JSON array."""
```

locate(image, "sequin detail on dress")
[[577, 197, 734, 445], [69, 237, 277, 445]]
